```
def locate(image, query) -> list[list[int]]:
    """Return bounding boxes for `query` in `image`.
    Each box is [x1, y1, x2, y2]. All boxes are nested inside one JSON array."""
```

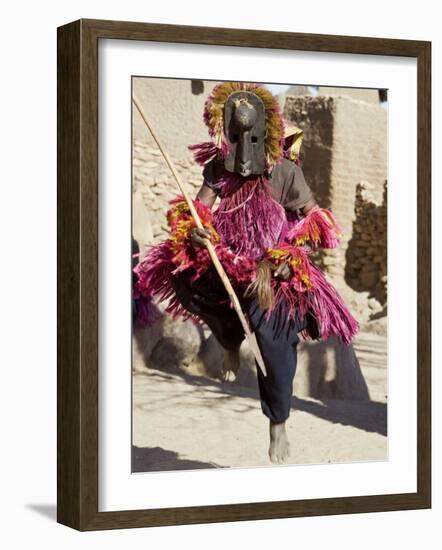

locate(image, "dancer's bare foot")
[[269, 420, 290, 464], [220, 347, 240, 383]]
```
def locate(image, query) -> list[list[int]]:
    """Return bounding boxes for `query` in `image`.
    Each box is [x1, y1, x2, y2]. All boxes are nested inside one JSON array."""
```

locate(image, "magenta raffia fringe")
[[133, 241, 197, 323], [133, 190, 359, 342], [187, 142, 219, 166], [213, 175, 287, 260], [265, 251, 359, 345], [305, 264, 359, 344], [287, 205, 343, 249], [133, 236, 358, 343]]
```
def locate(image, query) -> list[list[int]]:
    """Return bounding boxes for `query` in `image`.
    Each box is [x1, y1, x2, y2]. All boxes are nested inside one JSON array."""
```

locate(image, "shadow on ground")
[[136, 369, 387, 437], [293, 397, 387, 436], [135, 368, 259, 402], [132, 445, 224, 472]]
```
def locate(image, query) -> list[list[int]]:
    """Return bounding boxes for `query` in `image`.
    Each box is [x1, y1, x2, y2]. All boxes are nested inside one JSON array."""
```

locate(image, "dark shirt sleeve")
[[280, 162, 314, 211], [202, 158, 224, 193]]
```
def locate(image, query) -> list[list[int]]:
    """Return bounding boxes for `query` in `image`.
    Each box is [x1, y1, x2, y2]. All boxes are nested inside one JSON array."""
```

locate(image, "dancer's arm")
[[190, 183, 218, 248], [196, 183, 217, 208]]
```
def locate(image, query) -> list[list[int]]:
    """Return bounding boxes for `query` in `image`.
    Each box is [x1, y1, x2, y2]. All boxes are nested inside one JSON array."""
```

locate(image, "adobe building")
[[283, 93, 387, 304]]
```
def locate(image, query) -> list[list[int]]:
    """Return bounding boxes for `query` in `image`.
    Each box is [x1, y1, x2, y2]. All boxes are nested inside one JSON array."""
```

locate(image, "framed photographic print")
[[57, 19, 431, 530]]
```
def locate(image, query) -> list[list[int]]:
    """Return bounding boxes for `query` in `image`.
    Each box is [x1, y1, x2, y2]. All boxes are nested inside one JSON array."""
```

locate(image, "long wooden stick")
[[133, 95, 267, 377]]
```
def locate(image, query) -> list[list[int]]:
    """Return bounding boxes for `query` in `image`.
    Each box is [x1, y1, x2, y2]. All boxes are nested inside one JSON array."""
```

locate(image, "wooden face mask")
[[223, 91, 266, 177]]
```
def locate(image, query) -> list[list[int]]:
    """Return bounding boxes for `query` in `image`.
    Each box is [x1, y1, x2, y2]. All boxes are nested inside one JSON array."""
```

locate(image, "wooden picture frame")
[[57, 18, 431, 530]]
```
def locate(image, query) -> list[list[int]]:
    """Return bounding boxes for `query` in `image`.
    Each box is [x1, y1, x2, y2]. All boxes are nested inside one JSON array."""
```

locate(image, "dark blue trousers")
[[248, 299, 307, 423], [171, 268, 308, 423]]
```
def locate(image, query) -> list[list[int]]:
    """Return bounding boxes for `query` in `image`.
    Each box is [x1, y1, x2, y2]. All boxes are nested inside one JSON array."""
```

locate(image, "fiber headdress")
[[189, 82, 287, 170]]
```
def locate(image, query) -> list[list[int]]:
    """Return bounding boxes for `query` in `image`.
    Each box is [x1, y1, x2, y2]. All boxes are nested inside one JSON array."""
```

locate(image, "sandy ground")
[[132, 330, 387, 472]]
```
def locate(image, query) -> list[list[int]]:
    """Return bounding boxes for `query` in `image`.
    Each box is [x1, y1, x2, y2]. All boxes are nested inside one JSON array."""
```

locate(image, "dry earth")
[[132, 329, 387, 472]]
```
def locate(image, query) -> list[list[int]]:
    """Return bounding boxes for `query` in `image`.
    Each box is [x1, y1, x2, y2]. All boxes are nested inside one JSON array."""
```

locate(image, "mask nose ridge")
[[237, 130, 252, 174]]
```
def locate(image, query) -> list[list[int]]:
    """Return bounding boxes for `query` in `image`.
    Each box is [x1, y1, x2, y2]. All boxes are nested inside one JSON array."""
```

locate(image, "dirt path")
[[132, 330, 387, 471]]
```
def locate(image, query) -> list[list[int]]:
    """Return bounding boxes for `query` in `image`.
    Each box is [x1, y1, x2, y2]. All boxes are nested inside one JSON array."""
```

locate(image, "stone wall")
[[283, 95, 387, 290], [132, 140, 204, 247], [346, 181, 388, 305]]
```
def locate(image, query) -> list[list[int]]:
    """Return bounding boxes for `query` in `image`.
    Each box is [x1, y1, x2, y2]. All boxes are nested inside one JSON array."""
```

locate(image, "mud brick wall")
[[133, 78, 218, 159], [283, 95, 387, 284], [346, 181, 388, 304], [317, 87, 380, 104], [283, 96, 335, 208]]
